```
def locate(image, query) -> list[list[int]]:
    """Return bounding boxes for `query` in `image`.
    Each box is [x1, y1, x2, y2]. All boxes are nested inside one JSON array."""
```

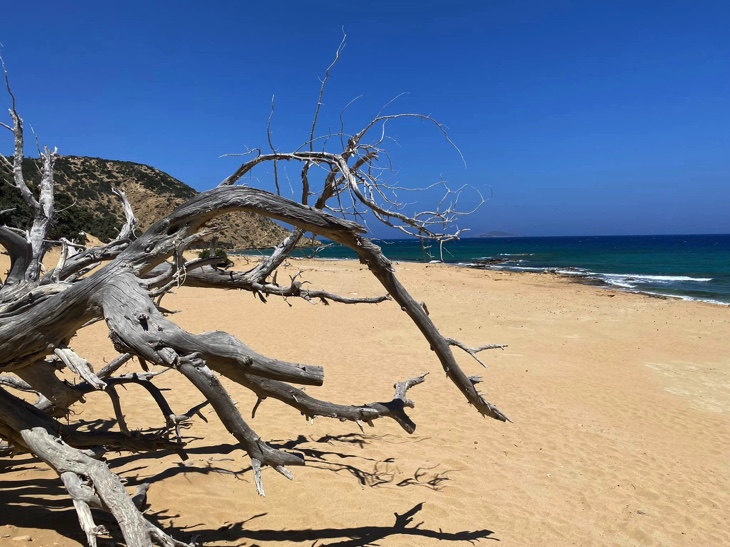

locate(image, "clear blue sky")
[[1, 1, 728, 237]]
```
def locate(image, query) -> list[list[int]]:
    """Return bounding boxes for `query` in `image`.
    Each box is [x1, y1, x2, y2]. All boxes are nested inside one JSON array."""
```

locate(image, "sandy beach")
[[1, 256, 728, 546]]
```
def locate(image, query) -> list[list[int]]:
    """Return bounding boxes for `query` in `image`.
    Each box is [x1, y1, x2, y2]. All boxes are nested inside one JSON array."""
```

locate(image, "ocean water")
[[273, 234, 730, 305]]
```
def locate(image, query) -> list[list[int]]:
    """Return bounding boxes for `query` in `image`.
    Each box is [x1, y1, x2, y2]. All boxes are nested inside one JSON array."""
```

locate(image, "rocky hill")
[[0, 156, 291, 249]]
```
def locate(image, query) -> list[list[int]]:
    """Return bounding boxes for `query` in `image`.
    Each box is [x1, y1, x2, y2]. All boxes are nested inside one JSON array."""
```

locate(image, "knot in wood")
[[137, 313, 150, 331]]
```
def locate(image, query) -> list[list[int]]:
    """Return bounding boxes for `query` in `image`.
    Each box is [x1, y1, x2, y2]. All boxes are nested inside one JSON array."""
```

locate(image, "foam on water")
[[600, 273, 712, 283]]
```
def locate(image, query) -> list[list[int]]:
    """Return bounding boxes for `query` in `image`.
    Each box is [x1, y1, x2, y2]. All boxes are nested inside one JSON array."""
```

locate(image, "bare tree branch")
[[0, 41, 507, 546], [112, 187, 138, 240], [445, 338, 508, 368]]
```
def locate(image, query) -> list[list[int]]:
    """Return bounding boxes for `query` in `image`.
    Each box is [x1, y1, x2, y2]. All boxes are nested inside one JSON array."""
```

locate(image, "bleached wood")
[[0, 388, 192, 546], [0, 44, 508, 545], [111, 187, 138, 240]]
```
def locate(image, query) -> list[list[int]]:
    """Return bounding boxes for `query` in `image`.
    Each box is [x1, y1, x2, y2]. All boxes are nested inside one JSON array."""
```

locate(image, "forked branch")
[[0, 40, 508, 547]]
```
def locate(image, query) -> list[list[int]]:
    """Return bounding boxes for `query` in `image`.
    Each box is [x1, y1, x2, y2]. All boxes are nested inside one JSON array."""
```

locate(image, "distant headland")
[[473, 231, 518, 238]]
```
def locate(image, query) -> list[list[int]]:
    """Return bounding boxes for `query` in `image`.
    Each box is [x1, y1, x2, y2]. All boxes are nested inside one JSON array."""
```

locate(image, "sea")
[[257, 234, 730, 306]]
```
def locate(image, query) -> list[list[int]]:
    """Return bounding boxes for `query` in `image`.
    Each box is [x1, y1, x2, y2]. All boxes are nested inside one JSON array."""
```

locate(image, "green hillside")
[[0, 156, 290, 248]]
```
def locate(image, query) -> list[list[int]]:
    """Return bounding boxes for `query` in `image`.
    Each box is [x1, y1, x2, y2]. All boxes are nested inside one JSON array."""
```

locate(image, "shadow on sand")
[[1, 431, 498, 545], [188, 502, 497, 546], [1, 454, 92, 544]]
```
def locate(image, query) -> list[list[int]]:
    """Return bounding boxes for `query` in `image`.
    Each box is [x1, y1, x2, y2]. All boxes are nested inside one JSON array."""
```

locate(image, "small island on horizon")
[[474, 231, 518, 238]]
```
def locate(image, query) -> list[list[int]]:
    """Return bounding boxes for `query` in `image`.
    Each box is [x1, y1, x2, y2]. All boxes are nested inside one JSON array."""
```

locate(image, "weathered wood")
[[54, 347, 106, 389], [0, 181, 507, 543], [0, 387, 191, 546], [98, 270, 326, 386], [14, 360, 83, 409], [0, 374, 34, 393], [0, 226, 32, 290], [61, 471, 106, 547], [181, 264, 390, 304], [177, 357, 303, 482], [111, 187, 138, 240], [1, 47, 509, 544]]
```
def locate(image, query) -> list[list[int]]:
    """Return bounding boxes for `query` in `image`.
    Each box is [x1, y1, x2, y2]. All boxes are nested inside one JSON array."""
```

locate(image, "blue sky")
[[1, 0, 728, 237]]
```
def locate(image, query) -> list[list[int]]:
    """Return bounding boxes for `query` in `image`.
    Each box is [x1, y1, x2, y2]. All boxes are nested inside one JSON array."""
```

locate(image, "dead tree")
[[0, 44, 507, 547]]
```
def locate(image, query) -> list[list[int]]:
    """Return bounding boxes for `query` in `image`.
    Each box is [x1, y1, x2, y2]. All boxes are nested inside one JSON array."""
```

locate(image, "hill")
[[0, 156, 291, 248]]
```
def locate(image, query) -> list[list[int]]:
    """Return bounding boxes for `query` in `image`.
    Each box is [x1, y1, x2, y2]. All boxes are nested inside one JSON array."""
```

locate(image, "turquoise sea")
[[264, 234, 730, 305]]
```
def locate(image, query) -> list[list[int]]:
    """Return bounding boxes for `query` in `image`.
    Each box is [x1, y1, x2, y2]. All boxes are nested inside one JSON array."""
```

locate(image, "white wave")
[[600, 273, 712, 283], [603, 278, 637, 289], [636, 291, 729, 306]]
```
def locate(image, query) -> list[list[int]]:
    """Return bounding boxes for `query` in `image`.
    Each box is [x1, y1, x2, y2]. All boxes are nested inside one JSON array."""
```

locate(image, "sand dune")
[[1, 257, 728, 546]]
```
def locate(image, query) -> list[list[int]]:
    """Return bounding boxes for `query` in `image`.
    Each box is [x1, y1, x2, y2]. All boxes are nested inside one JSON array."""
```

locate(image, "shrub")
[[198, 248, 233, 268]]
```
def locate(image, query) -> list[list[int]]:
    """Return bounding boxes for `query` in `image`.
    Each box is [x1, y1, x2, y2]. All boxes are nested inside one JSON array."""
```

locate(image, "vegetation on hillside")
[[0, 156, 290, 248]]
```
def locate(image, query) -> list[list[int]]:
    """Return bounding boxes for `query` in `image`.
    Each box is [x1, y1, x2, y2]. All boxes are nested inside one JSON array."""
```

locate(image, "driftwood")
[[0, 43, 507, 546]]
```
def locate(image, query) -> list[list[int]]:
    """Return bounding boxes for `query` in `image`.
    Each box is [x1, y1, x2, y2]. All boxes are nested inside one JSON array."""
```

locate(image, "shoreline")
[[235, 233, 730, 306], [261, 253, 730, 306]]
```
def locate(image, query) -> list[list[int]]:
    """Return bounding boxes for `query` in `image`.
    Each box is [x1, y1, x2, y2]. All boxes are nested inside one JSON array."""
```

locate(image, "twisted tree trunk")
[[0, 45, 508, 545]]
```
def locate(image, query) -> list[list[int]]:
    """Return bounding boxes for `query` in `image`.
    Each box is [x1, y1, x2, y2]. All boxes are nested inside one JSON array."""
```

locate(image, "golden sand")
[[1, 256, 728, 546]]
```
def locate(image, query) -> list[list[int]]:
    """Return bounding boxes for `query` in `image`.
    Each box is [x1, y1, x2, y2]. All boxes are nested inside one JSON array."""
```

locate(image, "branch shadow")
[[64, 416, 450, 494], [268, 433, 452, 490], [1, 433, 489, 546], [138, 434, 492, 545], [112, 432, 450, 493], [0, 454, 190, 546], [0, 455, 94, 544], [186, 502, 497, 546]]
